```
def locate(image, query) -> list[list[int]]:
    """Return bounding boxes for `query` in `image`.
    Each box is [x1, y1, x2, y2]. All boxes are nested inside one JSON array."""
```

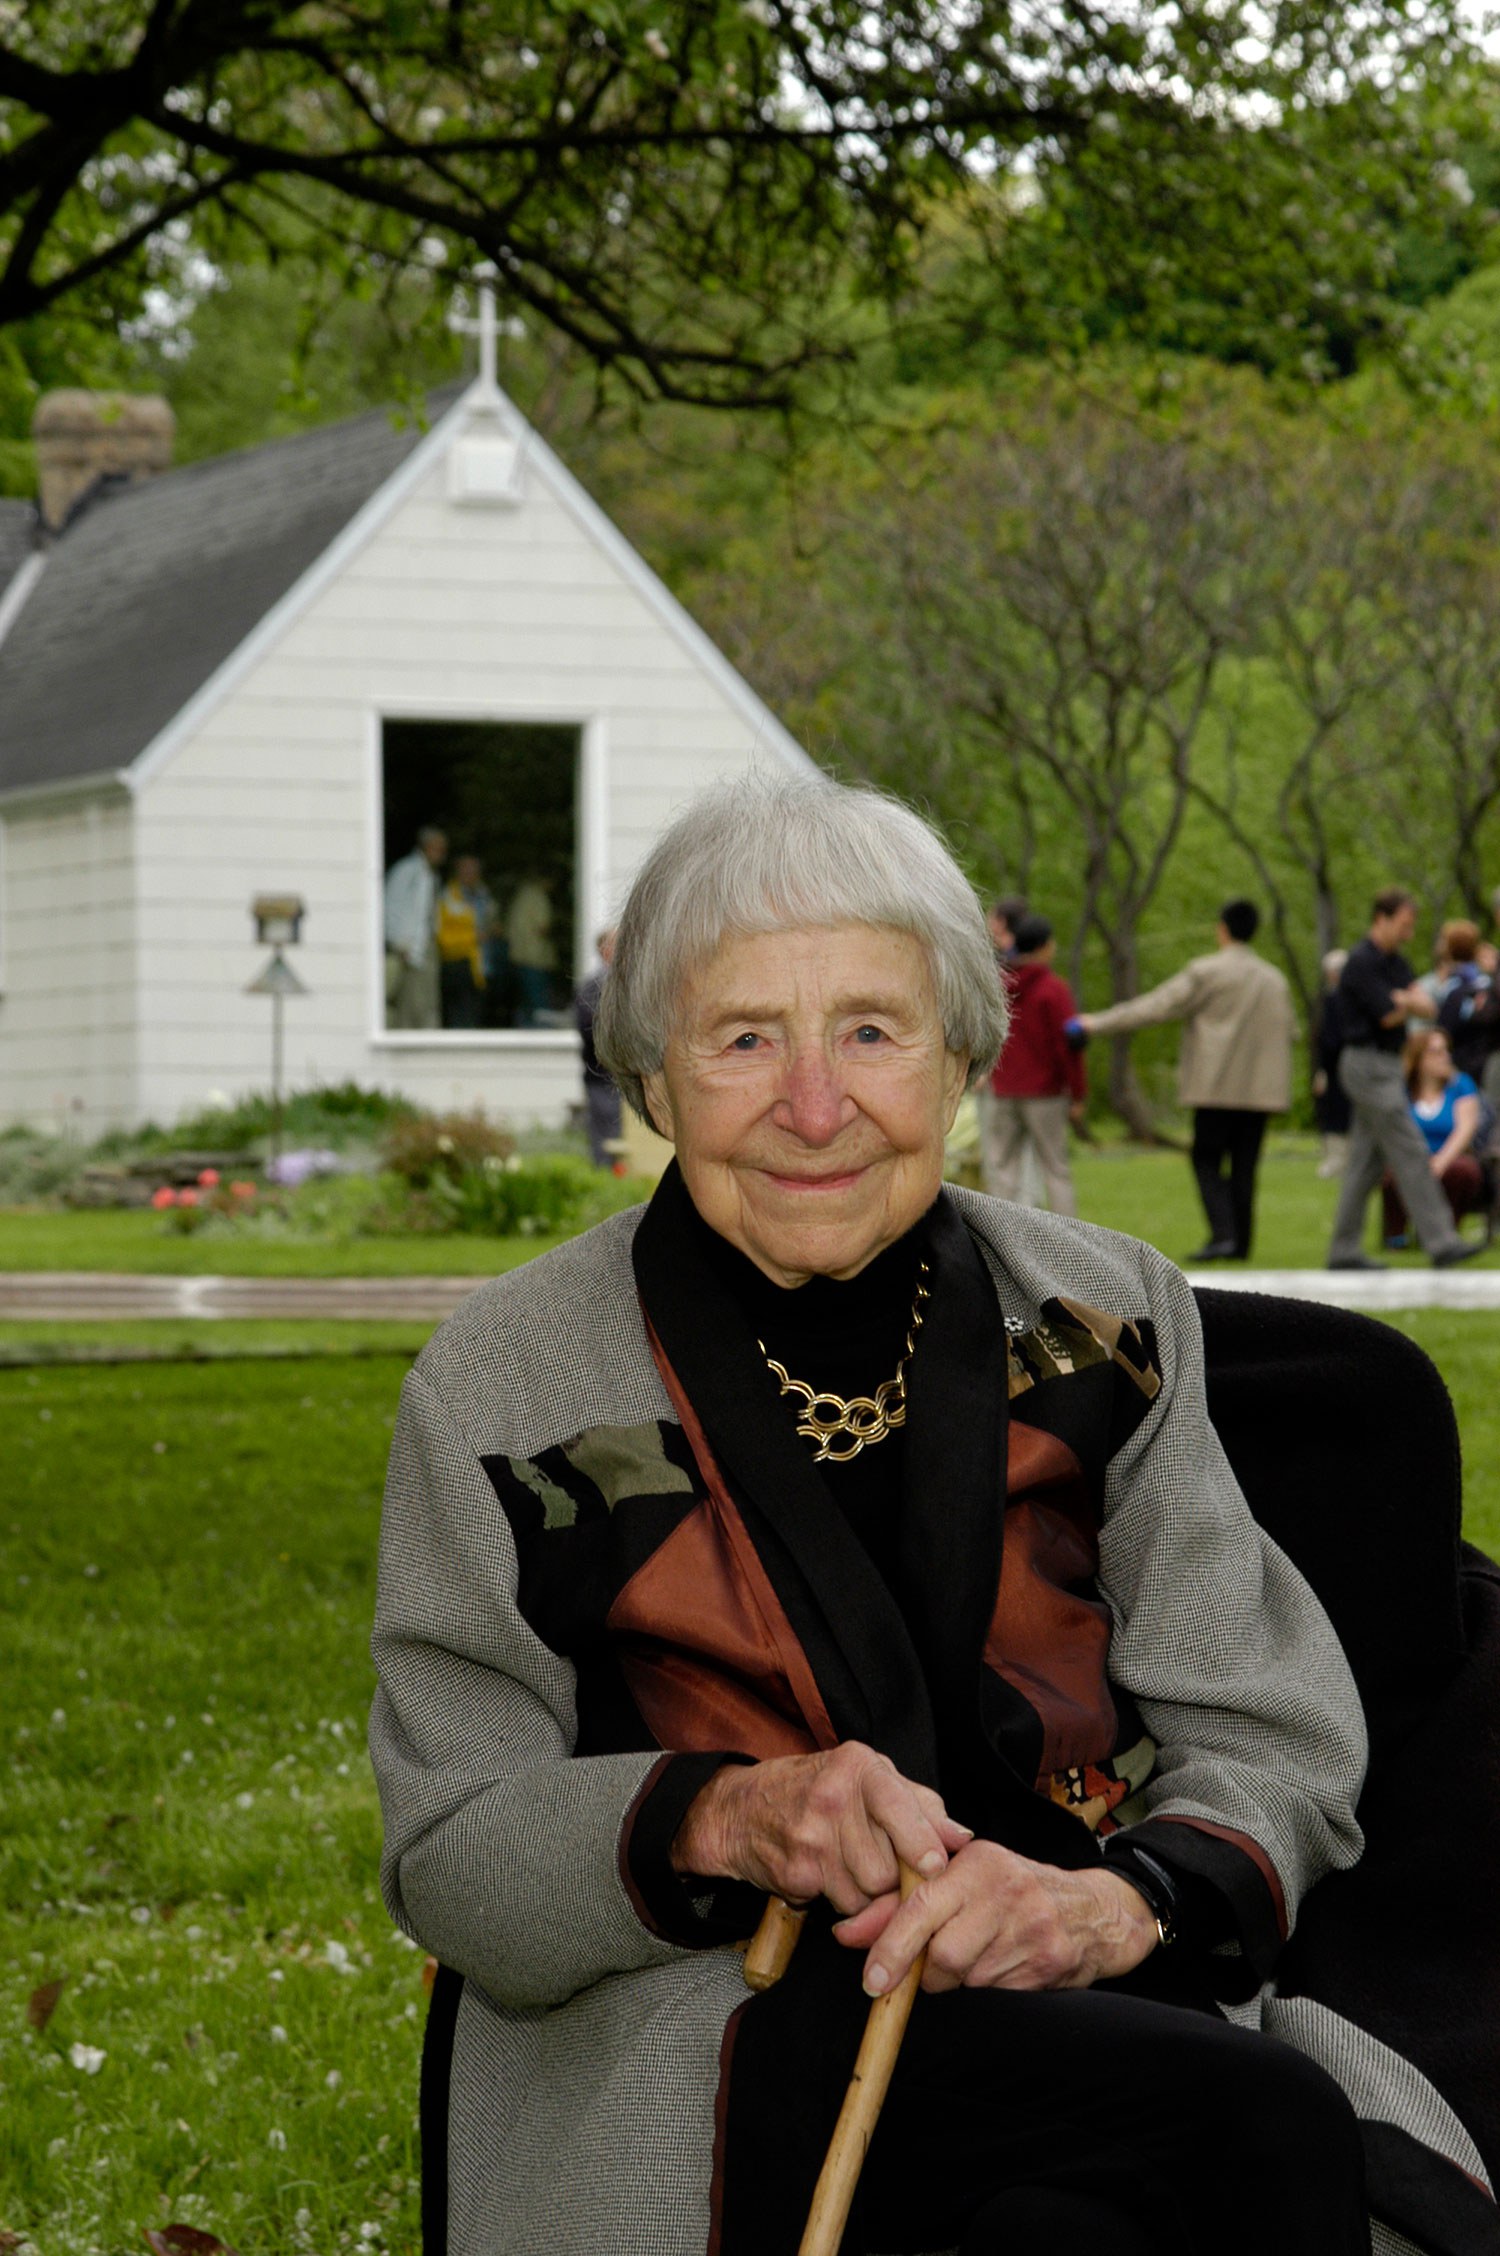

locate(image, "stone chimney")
[[32, 390, 176, 534]]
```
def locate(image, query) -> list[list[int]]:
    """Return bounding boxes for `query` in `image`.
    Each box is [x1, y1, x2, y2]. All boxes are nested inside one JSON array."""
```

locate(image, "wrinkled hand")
[[832, 1840, 1159, 1998], [669, 1742, 972, 1916]]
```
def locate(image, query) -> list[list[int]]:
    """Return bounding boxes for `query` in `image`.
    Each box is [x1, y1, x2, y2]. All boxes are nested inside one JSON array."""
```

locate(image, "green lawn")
[[1, 1358, 422, 2255], [1069, 1136, 1498, 1273], [0, 1208, 568, 1275], [0, 1321, 432, 1366], [4, 1134, 1492, 1275]]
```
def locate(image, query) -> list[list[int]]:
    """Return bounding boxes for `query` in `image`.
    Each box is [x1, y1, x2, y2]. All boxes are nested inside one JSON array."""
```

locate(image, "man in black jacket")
[[1326, 889, 1482, 1270]]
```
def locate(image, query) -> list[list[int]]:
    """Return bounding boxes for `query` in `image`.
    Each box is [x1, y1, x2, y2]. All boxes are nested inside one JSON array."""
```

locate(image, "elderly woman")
[[371, 776, 1374, 2256]]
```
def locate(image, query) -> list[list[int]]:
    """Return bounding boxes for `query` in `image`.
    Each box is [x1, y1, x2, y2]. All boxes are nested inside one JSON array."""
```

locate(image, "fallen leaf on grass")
[[26, 1979, 65, 2031], [1, 2230, 25, 2253], [421, 1955, 438, 1993], [144, 2228, 241, 2256]]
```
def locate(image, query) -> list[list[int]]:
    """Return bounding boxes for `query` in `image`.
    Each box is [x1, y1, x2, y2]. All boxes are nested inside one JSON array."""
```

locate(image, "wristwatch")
[[1108, 1844, 1180, 1949]]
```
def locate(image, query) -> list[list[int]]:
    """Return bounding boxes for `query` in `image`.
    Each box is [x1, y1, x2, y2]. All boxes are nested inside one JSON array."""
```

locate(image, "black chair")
[[1195, 1287, 1500, 2211], [418, 1289, 1500, 2247]]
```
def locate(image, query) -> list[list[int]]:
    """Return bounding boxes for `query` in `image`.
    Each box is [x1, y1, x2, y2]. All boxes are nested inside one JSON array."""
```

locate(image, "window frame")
[[364, 701, 607, 1049]]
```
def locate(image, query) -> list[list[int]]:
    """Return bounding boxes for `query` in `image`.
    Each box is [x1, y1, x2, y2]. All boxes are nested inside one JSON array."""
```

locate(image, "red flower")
[[150, 1187, 176, 1210], [197, 1168, 221, 1188]]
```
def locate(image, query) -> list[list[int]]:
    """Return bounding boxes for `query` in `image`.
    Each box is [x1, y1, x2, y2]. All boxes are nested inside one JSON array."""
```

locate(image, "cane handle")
[[743, 1894, 808, 1991], [797, 1862, 925, 2256]]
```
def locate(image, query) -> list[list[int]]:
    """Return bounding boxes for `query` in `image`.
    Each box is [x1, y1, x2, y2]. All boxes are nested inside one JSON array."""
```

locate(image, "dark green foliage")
[[103, 1085, 420, 1162], [380, 1111, 516, 1190], [0, 1, 1482, 412], [422, 1151, 645, 1238]]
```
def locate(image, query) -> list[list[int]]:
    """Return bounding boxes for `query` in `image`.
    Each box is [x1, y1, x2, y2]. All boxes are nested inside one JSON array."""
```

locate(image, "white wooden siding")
[[0, 791, 136, 1130], [126, 415, 802, 1128]]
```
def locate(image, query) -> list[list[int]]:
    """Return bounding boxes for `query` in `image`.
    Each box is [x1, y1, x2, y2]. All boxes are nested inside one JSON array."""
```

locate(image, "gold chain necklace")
[[758, 1261, 931, 1464]]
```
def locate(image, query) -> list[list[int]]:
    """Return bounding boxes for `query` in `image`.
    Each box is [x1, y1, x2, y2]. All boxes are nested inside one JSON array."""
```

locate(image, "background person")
[[575, 926, 622, 1167], [980, 913, 1085, 1214], [372, 774, 1373, 2256], [1078, 900, 1294, 1263], [1326, 888, 1481, 1272], [1313, 947, 1351, 1178], [986, 894, 1028, 960], [508, 872, 558, 1027], [383, 825, 446, 1030], [1433, 919, 1500, 1090], [979, 894, 1037, 1198], [1382, 1027, 1492, 1247], [435, 852, 496, 1030]]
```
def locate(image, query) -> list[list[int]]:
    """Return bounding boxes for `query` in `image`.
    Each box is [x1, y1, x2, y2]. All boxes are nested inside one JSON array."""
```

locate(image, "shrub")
[[382, 1111, 516, 1189], [425, 1153, 646, 1237], [0, 1127, 82, 1204], [129, 1083, 418, 1157]]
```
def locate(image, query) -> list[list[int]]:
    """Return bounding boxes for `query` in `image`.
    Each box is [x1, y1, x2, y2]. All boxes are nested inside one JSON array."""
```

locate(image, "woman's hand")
[[668, 1743, 972, 1915], [831, 1839, 1159, 1997]]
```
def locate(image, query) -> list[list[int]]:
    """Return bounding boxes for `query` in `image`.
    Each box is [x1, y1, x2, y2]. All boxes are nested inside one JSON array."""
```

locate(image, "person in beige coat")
[[1079, 901, 1294, 1262]]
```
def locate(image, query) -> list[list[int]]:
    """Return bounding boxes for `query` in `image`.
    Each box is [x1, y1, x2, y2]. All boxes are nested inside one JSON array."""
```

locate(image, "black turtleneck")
[[681, 1196, 935, 1594]]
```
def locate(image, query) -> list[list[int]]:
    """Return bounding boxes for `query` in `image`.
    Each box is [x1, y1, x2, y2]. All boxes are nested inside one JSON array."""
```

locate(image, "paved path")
[[4, 1266, 1500, 1321], [1179, 1265, 1500, 1310], [0, 1272, 484, 1321]]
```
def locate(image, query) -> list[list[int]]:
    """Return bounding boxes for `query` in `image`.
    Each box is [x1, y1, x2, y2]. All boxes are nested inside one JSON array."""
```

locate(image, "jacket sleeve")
[[1052, 977, 1086, 1101], [368, 1363, 715, 2010], [1096, 1247, 1367, 1986], [1085, 964, 1200, 1038]]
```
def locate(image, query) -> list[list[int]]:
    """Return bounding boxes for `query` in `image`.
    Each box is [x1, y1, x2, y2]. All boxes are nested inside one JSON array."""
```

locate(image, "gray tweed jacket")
[[368, 1186, 1475, 2256]]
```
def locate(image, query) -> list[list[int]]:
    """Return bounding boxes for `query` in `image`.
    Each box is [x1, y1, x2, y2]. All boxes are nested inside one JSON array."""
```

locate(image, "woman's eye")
[[731, 1031, 761, 1051], [853, 1024, 886, 1044]]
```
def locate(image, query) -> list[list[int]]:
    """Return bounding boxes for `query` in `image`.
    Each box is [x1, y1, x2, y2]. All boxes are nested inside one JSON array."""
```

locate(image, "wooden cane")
[[743, 1894, 809, 1991], [797, 1862, 926, 2256]]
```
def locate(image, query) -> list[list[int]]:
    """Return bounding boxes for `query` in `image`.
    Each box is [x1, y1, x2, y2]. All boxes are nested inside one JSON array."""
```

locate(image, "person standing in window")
[[436, 854, 497, 1031], [384, 827, 447, 1030], [509, 874, 558, 1028]]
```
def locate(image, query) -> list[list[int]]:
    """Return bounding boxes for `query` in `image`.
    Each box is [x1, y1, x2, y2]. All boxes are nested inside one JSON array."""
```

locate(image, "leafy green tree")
[[0, 0, 1481, 409]]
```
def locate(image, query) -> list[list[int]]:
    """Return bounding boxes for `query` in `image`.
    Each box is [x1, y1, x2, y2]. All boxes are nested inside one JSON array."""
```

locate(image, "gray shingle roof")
[[0, 387, 464, 798], [0, 497, 36, 598]]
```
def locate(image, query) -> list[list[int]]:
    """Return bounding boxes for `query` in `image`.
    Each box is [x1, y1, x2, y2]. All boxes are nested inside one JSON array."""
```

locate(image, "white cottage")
[[0, 353, 811, 1133]]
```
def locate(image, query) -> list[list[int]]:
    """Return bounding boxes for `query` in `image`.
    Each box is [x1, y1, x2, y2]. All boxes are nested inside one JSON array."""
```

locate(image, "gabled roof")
[[0, 498, 34, 595], [0, 388, 463, 799]]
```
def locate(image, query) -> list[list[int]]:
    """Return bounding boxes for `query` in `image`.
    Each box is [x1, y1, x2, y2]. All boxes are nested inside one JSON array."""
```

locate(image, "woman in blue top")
[[1382, 1026, 1491, 1245]]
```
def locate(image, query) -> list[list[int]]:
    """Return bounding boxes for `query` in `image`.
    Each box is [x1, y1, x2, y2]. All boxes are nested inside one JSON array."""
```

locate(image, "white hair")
[[595, 772, 1009, 1122]]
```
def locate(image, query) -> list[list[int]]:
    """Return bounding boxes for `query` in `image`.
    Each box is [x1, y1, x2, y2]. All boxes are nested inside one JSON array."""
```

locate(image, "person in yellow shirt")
[[436, 854, 497, 1030]]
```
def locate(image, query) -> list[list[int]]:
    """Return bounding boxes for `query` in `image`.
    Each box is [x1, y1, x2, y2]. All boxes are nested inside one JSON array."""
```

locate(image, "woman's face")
[[1422, 1032, 1454, 1084], [643, 923, 970, 1287]]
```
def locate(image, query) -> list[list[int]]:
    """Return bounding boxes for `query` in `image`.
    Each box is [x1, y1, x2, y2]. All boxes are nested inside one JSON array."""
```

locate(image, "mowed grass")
[[1070, 1134, 1499, 1273], [0, 1321, 433, 1366], [0, 1208, 568, 1275], [0, 1357, 425, 2255], [3, 1132, 1492, 1275]]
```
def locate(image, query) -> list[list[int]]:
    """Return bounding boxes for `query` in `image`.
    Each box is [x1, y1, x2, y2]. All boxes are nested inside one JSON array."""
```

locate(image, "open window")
[[380, 718, 579, 1034]]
